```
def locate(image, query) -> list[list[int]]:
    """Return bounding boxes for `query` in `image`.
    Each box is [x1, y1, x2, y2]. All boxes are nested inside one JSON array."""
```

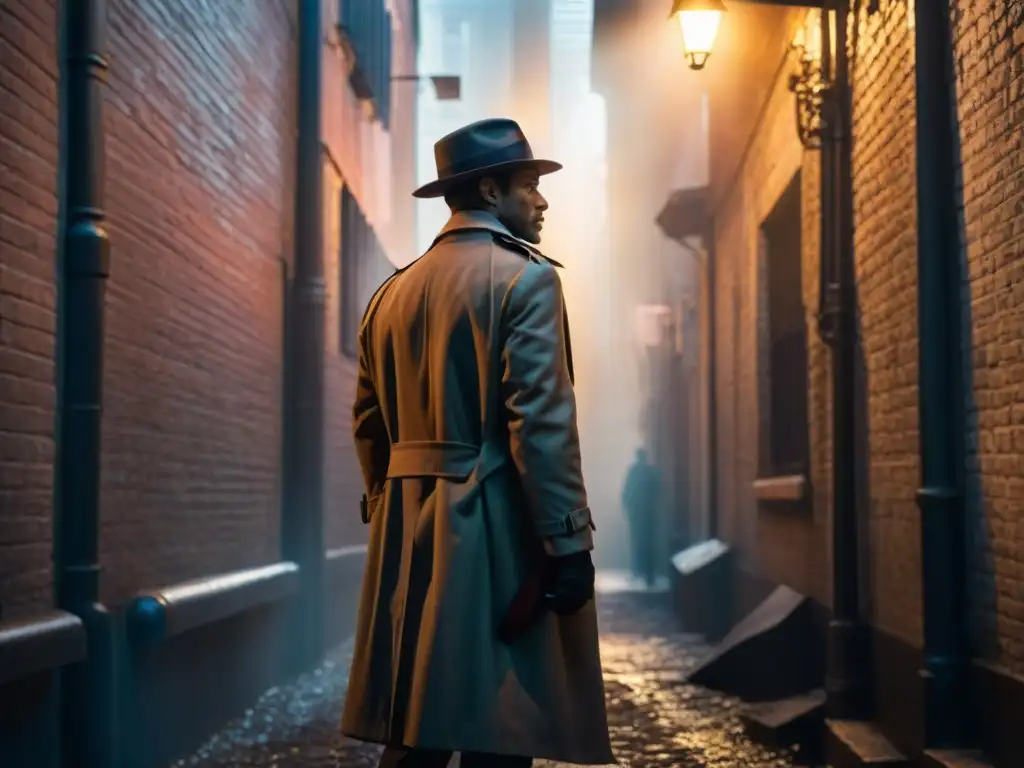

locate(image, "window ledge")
[[753, 474, 809, 503]]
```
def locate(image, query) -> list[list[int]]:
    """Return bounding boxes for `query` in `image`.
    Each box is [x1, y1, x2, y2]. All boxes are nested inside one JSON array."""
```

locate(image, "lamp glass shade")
[[676, 10, 722, 69]]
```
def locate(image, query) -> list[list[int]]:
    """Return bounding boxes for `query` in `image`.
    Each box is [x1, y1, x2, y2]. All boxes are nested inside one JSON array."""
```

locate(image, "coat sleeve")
[[352, 327, 390, 508], [501, 260, 594, 556]]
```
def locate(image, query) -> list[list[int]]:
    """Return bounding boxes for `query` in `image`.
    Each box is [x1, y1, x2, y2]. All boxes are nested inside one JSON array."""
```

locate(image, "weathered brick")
[[3, 0, 413, 614], [849, 0, 923, 647], [709, 0, 1024, 675], [96, 0, 298, 604], [708, 6, 832, 605], [953, 0, 1024, 676], [320, 1, 418, 550], [0, 0, 59, 616]]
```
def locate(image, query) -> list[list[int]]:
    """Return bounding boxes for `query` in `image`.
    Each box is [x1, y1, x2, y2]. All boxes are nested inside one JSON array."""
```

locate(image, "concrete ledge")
[[125, 562, 300, 648], [921, 749, 993, 768], [826, 719, 910, 767], [687, 585, 823, 701], [753, 474, 809, 503], [669, 538, 733, 640], [0, 610, 87, 685], [325, 544, 368, 569], [739, 688, 825, 757]]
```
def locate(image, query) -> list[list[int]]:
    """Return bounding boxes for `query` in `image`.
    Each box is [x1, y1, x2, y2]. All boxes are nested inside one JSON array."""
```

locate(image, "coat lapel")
[[434, 212, 574, 382]]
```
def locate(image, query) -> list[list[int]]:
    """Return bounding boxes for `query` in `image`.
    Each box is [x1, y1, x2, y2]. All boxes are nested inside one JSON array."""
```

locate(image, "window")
[[759, 172, 809, 477], [338, 0, 393, 129], [340, 185, 394, 358]]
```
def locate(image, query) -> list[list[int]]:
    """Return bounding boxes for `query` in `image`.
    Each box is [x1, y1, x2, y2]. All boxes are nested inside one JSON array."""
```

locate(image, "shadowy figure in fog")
[[622, 447, 660, 588]]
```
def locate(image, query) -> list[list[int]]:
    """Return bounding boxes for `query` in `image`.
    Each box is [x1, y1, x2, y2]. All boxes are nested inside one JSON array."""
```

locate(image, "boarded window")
[[759, 172, 809, 476]]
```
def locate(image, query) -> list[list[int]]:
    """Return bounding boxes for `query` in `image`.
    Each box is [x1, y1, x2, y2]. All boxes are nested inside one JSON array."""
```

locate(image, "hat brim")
[[412, 158, 563, 199]]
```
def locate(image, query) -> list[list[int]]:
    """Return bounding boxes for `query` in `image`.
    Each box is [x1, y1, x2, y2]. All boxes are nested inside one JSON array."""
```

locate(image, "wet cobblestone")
[[177, 590, 798, 767]]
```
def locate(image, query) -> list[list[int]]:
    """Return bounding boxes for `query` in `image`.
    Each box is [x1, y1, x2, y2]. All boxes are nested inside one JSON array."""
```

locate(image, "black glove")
[[543, 550, 595, 616]]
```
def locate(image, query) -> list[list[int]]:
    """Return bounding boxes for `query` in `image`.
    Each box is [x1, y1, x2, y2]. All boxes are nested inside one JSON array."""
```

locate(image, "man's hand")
[[544, 550, 595, 616]]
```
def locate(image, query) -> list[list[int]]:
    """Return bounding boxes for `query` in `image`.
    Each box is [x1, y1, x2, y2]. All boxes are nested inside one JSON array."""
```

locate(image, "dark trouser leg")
[[461, 752, 532, 768], [378, 746, 453, 767]]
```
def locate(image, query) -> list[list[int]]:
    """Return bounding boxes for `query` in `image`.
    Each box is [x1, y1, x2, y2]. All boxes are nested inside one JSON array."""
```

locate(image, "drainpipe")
[[913, 0, 969, 748], [283, 0, 327, 669], [704, 231, 718, 540], [816, 10, 836, 347], [675, 235, 717, 541], [824, 0, 867, 720], [55, 1, 118, 765]]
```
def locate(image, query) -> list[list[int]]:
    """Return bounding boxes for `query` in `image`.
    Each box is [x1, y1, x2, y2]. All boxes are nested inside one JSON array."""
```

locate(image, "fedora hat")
[[412, 118, 562, 199]]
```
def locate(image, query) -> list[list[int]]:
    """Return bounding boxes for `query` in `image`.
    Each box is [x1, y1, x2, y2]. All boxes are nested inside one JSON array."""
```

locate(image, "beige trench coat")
[[340, 211, 613, 764]]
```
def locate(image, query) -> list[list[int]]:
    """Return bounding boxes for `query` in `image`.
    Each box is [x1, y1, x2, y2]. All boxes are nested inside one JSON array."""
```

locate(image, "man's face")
[[483, 169, 548, 244]]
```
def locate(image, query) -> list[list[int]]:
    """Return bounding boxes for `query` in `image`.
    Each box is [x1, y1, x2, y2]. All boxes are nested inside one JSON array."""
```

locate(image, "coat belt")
[[386, 439, 510, 484]]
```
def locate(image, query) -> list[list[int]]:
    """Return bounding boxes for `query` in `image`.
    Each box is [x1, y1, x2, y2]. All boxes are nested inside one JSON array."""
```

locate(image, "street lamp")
[[673, 1, 831, 151], [669, 0, 726, 71]]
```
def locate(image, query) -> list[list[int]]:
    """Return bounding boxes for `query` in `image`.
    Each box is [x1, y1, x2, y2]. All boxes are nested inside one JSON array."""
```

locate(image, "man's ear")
[[478, 176, 501, 206]]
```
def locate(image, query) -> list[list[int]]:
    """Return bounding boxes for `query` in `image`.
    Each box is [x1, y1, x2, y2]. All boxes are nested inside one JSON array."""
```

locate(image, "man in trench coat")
[[340, 119, 614, 767]]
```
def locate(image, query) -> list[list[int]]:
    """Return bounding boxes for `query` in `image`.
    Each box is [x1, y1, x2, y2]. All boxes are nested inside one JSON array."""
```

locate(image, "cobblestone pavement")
[[176, 583, 798, 767]]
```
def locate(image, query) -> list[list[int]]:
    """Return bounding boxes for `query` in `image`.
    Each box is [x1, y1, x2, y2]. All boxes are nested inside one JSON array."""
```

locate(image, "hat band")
[[439, 139, 534, 178]]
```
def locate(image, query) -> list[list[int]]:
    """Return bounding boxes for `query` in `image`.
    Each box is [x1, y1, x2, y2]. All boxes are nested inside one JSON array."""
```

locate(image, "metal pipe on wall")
[[913, 0, 969, 748], [673, 236, 717, 542], [283, 0, 327, 670], [816, 7, 836, 346], [825, 0, 868, 721], [55, 1, 119, 765], [704, 234, 718, 540]]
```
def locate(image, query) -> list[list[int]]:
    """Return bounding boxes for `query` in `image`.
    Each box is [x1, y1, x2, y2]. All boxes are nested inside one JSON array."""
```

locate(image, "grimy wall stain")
[[0, 0, 60, 615]]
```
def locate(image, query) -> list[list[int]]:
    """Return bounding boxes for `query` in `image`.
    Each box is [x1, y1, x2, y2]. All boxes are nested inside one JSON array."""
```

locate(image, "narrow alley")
[[173, 580, 797, 768], [3, 1, 1023, 767]]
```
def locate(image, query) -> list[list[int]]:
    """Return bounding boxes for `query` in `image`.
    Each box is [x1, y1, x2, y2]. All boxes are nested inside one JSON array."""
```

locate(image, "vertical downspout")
[[913, 0, 968, 748], [816, 8, 835, 346], [825, 0, 867, 720], [55, 1, 118, 765], [283, 0, 327, 670], [705, 232, 718, 540]]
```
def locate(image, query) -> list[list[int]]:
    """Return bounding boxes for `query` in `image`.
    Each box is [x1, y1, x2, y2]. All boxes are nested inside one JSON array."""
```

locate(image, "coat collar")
[[435, 211, 564, 269]]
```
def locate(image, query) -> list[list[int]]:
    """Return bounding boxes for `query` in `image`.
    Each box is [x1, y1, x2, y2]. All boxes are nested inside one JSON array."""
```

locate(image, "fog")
[[413, 0, 710, 571]]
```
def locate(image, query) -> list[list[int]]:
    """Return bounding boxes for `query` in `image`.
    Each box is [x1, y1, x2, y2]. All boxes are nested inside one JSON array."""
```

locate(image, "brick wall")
[[802, 150, 833, 610], [0, 0, 414, 609], [700, 0, 1024, 678], [952, 0, 1024, 675], [708, 7, 832, 605], [99, 0, 297, 604], [709, 1, 925, 634], [0, 0, 60, 616], [849, 0, 922, 647], [321, 0, 418, 550]]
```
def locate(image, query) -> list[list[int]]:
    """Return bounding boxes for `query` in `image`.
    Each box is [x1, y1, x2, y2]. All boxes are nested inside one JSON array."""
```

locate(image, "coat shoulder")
[[359, 265, 405, 333], [490, 231, 565, 270]]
